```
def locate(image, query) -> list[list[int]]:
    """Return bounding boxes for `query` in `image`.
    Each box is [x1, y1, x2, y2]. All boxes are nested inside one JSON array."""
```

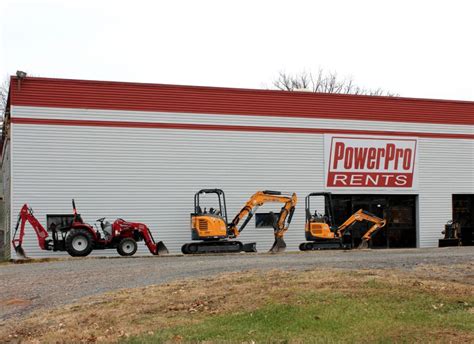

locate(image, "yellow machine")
[[182, 189, 298, 254], [300, 192, 387, 250]]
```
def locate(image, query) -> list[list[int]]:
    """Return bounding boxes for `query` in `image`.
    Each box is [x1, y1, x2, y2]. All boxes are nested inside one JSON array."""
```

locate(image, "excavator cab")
[[191, 189, 229, 240], [304, 192, 337, 241]]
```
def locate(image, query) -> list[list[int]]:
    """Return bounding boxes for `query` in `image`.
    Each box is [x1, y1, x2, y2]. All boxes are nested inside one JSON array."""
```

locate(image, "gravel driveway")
[[1, 247, 473, 322]]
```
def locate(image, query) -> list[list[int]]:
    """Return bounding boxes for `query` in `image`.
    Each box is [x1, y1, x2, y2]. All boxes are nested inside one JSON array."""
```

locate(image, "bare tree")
[[1, 78, 9, 118], [0, 78, 9, 134], [272, 69, 397, 96]]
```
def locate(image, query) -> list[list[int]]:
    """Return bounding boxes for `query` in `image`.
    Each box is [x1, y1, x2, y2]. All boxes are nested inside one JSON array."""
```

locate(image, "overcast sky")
[[0, 0, 473, 101]]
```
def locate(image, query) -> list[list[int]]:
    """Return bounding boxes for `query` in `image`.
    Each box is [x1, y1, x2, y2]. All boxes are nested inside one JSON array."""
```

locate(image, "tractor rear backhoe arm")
[[228, 190, 298, 253], [12, 204, 51, 258], [336, 209, 387, 248]]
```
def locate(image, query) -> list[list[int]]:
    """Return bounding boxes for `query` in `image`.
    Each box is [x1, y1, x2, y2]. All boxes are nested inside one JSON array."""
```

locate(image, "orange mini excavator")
[[181, 189, 297, 254], [299, 192, 387, 250]]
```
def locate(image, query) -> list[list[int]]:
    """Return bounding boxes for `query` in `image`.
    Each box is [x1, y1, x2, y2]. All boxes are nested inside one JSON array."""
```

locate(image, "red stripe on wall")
[[10, 117, 474, 140], [9, 77, 474, 126]]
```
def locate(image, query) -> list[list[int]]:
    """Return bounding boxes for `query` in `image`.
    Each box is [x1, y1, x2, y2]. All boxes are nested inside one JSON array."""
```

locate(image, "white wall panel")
[[8, 108, 474, 258], [10, 124, 325, 258], [416, 139, 474, 247], [12, 106, 474, 136]]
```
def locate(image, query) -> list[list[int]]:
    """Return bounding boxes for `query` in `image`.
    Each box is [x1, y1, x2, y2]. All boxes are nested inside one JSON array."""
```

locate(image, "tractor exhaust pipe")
[[269, 236, 286, 253], [155, 241, 169, 255]]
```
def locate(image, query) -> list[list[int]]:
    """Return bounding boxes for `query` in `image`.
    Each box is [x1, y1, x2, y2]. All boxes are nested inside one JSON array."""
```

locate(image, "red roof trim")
[[9, 76, 474, 126], [11, 117, 474, 140]]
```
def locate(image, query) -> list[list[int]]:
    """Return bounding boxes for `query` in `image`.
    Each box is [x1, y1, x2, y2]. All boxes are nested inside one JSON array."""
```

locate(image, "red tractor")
[[11, 200, 168, 258]]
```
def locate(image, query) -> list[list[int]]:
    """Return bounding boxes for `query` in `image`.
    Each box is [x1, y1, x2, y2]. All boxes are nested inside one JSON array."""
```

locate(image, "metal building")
[[1, 76, 473, 258]]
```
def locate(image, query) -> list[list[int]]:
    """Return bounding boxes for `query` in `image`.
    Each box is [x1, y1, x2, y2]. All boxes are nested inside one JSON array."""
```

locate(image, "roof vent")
[[16, 71, 27, 79], [16, 70, 27, 91]]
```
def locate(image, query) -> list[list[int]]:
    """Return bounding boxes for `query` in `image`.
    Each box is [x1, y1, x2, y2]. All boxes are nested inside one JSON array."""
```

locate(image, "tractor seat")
[[102, 221, 113, 238], [312, 212, 331, 224]]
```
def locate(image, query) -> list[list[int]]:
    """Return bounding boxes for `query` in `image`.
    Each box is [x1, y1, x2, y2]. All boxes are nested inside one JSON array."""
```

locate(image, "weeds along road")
[[0, 247, 473, 321]]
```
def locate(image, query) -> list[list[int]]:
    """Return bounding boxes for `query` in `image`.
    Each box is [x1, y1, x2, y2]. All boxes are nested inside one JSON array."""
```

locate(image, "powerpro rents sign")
[[325, 135, 418, 188]]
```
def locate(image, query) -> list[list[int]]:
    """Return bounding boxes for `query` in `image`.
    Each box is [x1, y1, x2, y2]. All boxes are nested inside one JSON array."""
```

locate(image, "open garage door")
[[330, 195, 417, 248], [453, 194, 473, 246]]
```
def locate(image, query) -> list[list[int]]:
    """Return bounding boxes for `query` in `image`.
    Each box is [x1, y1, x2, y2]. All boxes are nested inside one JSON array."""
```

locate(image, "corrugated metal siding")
[[9, 112, 474, 258], [9, 77, 474, 125], [11, 106, 474, 136], [2, 141, 11, 259], [10, 124, 326, 257], [416, 139, 474, 246]]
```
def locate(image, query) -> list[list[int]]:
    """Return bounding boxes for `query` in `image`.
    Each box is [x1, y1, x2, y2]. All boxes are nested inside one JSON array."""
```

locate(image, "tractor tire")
[[65, 228, 94, 257], [117, 238, 138, 256]]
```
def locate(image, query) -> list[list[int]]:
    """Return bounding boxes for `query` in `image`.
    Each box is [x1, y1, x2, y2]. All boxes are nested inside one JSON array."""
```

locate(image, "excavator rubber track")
[[299, 240, 351, 251], [181, 241, 257, 254]]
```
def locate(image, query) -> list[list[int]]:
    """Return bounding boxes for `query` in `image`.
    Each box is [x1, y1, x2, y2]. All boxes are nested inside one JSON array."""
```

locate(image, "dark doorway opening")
[[452, 194, 473, 246], [330, 194, 417, 248], [255, 213, 280, 228]]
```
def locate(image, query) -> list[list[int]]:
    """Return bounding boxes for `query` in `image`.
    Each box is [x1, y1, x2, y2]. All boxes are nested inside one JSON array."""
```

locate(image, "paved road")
[[0, 247, 473, 321]]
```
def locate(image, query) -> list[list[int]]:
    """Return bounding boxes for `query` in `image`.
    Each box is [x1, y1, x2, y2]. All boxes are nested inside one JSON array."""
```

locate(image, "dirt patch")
[[1, 299, 32, 306], [1, 264, 473, 344], [412, 262, 474, 284]]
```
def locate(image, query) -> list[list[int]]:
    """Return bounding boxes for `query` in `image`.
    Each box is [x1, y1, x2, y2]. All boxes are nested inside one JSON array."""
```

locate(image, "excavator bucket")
[[357, 240, 369, 249], [156, 241, 169, 255], [13, 244, 27, 259], [269, 236, 286, 253]]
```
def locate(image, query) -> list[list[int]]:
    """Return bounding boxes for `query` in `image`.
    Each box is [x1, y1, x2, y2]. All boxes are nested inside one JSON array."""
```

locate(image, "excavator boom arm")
[[274, 195, 297, 238], [229, 191, 297, 237], [228, 190, 297, 253], [336, 209, 387, 242]]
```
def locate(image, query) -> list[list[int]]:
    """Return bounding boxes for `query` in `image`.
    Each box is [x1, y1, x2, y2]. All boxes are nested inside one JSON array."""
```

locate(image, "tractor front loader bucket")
[[156, 241, 169, 255], [269, 236, 286, 253]]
